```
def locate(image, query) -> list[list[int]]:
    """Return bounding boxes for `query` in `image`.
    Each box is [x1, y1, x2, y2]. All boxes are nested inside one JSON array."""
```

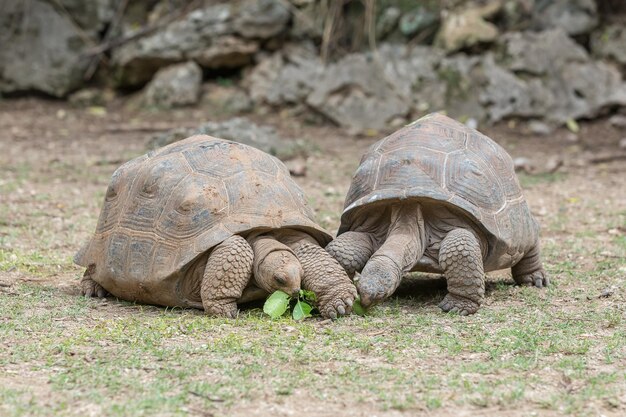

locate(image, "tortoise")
[[76, 136, 357, 319], [326, 113, 548, 315]]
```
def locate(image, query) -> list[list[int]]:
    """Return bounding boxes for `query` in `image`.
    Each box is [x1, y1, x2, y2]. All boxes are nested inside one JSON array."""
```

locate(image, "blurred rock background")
[[1, 0, 625, 134]]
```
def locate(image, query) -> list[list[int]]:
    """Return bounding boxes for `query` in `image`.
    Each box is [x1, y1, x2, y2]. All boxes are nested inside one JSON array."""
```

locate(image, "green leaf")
[[352, 298, 367, 316], [263, 291, 291, 319], [292, 300, 313, 321], [299, 289, 317, 303], [566, 118, 579, 133]]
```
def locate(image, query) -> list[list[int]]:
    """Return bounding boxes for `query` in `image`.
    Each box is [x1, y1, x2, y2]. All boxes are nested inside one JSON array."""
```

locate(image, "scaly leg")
[[325, 231, 376, 277], [293, 242, 358, 319], [201, 235, 254, 318], [512, 242, 549, 288], [81, 264, 108, 298], [438, 229, 485, 316]]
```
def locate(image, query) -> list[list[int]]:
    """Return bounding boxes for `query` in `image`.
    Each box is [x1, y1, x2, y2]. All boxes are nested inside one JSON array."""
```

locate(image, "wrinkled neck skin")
[[352, 202, 487, 262], [379, 202, 426, 273], [356, 201, 426, 307], [246, 230, 312, 296]]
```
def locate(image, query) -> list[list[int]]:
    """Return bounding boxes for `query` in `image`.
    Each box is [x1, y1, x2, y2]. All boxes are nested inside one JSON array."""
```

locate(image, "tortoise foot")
[[515, 268, 549, 288], [438, 293, 480, 316], [204, 301, 239, 318], [81, 277, 108, 298], [318, 283, 357, 319]]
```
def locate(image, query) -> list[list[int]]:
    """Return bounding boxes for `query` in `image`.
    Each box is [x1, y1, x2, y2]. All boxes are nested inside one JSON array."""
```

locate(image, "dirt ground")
[[1, 97, 625, 417]]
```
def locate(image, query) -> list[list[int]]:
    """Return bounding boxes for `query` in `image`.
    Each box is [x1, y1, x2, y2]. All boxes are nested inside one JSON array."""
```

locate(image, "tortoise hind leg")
[[325, 231, 376, 278], [512, 242, 549, 288], [438, 229, 485, 316], [201, 235, 253, 318], [81, 264, 108, 298]]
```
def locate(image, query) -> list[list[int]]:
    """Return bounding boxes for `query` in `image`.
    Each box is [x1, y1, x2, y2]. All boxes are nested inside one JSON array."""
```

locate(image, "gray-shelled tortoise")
[[76, 136, 357, 319], [326, 113, 548, 315]]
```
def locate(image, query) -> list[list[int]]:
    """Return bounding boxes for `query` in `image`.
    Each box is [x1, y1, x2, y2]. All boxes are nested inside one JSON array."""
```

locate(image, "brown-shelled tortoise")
[[326, 113, 548, 315], [76, 136, 357, 319]]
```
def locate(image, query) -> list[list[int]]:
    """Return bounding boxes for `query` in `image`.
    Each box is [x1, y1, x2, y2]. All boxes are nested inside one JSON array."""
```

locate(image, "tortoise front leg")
[[293, 242, 358, 319], [325, 231, 376, 278], [81, 264, 108, 298], [357, 202, 424, 308], [512, 242, 549, 288], [201, 235, 254, 318], [438, 229, 485, 316]]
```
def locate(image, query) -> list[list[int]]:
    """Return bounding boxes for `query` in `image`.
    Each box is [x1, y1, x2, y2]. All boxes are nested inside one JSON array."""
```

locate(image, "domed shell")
[[339, 113, 539, 268], [76, 136, 330, 305]]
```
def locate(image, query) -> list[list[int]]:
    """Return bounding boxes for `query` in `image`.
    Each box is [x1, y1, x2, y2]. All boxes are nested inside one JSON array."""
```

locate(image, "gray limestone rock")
[[305, 52, 410, 133], [144, 62, 202, 108], [591, 25, 626, 71], [531, 0, 598, 36], [113, 1, 288, 87], [0, 0, 93, 97], [233, 0, 290, 39], [245, 44, 323, 105]]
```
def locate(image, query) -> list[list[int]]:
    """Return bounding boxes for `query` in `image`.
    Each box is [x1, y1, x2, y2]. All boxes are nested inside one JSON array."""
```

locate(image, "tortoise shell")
[[338, 113, 539, 270], [75, 136, 330, 306]]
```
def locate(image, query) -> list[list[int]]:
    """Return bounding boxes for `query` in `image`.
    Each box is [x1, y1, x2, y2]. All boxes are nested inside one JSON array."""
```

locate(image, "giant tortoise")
[[326, 113, 548, 315], [76, 136, 357, 318]]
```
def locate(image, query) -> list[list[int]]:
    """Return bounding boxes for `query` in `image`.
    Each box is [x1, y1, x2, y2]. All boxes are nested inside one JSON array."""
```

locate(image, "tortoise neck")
[[384, 201, 426, 271]]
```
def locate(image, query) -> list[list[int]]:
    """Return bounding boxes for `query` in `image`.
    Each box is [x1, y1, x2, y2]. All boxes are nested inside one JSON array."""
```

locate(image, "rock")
[[144, 62, 202, 108], [245, 44, 323, 105], [479, 54, 540, 122], [306, 52, 410, 133], [234, 0, 290, 39], [149, 118, 305, 160], [502, 29, 588, 76], [553, 61, 626, 122], [398, 6, 439, 38], [500, 0, 534, 29], [531, 0, 598, 36], [112, 3, 233, 86], [528, 120, 553, 135], [499, 29, 626, 123], [436, 54, 486, 121], [113, 1, 287, 87], [55, 0, 118, 34], [290, 1, 324, 39], [435, 1, 502, 52], [609, 115, 626, 128], [0, 0, 93, 97], [191, 36, 258, 69], [201, 83, 253, 115], [513, 157, 534, 173], [376, 7, 401, 39], [619, 138, 626, 150], [591, 25, 626, 70]]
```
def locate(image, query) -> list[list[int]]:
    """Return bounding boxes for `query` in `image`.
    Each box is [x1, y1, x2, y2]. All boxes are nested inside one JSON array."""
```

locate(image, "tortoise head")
[[255, 249, 303, 297]]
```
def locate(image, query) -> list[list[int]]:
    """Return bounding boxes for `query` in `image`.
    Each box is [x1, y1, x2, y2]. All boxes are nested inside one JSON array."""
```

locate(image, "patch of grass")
[[518, 172, 567, 188], [0, 248, 72, 276]]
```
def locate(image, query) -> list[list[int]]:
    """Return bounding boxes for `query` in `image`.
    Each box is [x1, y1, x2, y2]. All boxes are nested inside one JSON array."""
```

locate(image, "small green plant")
[[263, 290, 316, 320], [263, 290, 367, 320]]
